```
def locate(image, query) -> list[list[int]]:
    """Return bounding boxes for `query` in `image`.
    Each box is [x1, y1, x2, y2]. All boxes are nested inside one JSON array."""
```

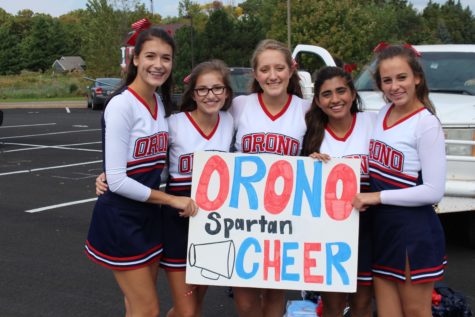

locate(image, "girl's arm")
[[103, 99, 152, 202], [146, 190, 198, 217], [94, 172, 197, 217]]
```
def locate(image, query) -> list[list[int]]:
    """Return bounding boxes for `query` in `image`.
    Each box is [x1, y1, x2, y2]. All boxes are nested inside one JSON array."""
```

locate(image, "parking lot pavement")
[[0, 106, 473, 316], [0, 107, 248, 316]]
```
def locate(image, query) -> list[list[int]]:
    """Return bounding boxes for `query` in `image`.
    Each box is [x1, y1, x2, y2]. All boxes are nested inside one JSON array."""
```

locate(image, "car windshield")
[[97, 78, 121, 87], [355, 52, 475, 95]]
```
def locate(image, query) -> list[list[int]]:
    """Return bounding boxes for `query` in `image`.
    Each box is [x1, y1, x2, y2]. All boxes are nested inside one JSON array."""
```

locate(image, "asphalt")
[[0, 104, 473, 317]]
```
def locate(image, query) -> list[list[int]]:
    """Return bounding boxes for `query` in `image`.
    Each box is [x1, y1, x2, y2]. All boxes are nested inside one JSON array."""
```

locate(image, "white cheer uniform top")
[[166, 111, 234, 193], [231, 93, 311, 155], [320, 112, 377, 192], [369, 104, 446, 206], [101, 87, 168, 204]]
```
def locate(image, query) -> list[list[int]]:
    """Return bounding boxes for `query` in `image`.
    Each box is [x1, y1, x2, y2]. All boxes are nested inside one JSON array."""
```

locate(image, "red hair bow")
[[183, 74, 191, 84], [291, 58, 298, 69], [373, 42, 422, 57], [373, 41, 389, 53], [403, 43, 422, 57], [343, 63, 357, 74], [126, 18, 152, 46]]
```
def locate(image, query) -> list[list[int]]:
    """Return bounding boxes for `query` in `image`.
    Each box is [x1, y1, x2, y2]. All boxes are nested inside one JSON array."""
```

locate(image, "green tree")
[[80, 0, 155, 76], [423, 0, 475, 43], [20, 15, 66, 72], [266, 0, 437, 67], [59, 11, 86, 56], [238, 0, 279, 36], [199, 9, 236, 62], [0, 7, 12, 25], [81, 0, 124, 76], [233, 14, 265, 66], [0, 20, 24, 74], [268, 0, 395, 66], [0, 10, 37, 74], [174, 25, 195, 90]]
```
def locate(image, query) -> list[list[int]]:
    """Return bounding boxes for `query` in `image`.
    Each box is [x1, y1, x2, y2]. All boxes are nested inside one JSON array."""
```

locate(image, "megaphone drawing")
[[188, 240, 236, 280]]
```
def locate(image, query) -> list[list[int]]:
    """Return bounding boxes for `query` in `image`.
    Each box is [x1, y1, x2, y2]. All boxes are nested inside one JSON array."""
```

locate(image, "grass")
[[0, 97, 85, 103], [0, 71, 90, 100]]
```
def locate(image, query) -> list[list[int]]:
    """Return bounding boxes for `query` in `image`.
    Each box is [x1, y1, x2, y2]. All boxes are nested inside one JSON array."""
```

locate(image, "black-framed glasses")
[[194, 86, 226, 97]]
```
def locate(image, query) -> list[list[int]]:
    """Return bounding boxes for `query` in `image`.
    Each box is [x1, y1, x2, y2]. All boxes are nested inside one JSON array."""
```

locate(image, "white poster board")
[[186, 152, 360, 292]]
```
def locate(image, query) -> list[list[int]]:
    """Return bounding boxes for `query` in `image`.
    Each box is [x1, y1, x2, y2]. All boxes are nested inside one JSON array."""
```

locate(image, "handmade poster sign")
[[186, 151, 360, 292]]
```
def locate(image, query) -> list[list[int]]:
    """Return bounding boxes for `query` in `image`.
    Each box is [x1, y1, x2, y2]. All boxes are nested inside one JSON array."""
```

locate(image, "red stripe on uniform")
[[369, 161, 418, 182], [370, 172, 410, 188], [85, 250, 161, 271], [85, 240, 162, 261], [127, 164, 165, 175], [127, 155, 167, 167]]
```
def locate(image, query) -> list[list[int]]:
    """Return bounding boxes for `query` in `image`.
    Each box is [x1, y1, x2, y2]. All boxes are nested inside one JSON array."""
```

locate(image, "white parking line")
[[24, 184, 166, 213], [5, 141, 101, 148], [66, 107, 71, 113], [2, 141, 102, 153], [0, 160, 102, 176], [25, 198, 98, 213], [0, 123, 56, 129], [0, 128, 101, 140]]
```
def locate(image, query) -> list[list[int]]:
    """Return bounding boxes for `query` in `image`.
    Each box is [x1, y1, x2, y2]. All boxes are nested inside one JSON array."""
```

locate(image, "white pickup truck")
[[292, 44, 475, 245]]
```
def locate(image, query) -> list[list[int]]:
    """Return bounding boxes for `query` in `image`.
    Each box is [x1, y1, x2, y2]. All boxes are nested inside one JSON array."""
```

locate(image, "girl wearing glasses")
[[230, 39, 311, 317], [161, 59, 234, 317], [85, 27, 198, 317]]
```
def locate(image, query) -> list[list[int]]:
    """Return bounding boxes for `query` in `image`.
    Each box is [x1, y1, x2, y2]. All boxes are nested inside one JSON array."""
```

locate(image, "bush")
[[69, 83, 79, 93]]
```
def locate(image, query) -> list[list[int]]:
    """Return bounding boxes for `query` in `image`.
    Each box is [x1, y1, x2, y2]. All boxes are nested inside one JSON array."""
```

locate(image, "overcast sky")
[[0, 0, 474, 18]]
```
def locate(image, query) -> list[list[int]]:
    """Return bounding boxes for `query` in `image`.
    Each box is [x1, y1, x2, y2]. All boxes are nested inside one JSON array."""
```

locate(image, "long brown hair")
[[250, 39, 302, 98], [180, 59, 234, 112], [373, 44, 435, 114], [302, 66, 362, 156]]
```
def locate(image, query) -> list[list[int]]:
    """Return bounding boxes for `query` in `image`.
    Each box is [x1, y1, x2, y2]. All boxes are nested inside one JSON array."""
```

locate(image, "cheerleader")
[[85, 27, 197, 317], [302, 66, 375, 317], [352, 44, 446, 317], [230, 39, 311, 317], [161, 60, 234, 317]]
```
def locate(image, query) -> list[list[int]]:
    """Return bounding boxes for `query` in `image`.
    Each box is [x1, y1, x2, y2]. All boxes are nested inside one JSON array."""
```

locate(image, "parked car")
[[229, 67, 253, 96], [87, 77, 122, 110], [0, 110, 3, 126]]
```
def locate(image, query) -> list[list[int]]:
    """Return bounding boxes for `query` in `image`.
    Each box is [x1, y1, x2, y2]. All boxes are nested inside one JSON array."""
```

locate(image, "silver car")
[[87, 77, 122, 110]]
